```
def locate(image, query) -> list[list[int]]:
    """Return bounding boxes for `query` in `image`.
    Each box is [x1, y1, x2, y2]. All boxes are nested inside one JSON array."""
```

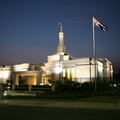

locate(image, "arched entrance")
[[15, 74, 37, 86], [41, 74, 54, 85]]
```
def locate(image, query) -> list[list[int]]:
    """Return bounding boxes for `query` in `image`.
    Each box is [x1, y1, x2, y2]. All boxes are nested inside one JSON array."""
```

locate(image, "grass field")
[[2, 96, 120, 104], [74, 96, 120, 103]]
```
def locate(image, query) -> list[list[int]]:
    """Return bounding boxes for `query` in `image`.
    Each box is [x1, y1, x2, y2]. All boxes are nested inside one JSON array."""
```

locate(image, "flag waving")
[[93, 17, 108, 31]]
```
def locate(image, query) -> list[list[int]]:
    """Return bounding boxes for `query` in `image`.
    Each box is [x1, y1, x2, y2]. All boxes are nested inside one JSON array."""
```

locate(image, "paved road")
[[0, 105, 120, 120], [0, 99, 120, 110]]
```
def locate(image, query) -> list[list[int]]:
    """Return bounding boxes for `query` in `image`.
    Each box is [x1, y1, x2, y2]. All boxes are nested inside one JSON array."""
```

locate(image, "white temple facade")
[[0, 24, 113, 87], [42, 25, 113, 84]]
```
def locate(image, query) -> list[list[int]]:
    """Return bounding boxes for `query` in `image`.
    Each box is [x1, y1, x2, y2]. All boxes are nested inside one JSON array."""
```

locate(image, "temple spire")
[[57, 22, 66, 52]]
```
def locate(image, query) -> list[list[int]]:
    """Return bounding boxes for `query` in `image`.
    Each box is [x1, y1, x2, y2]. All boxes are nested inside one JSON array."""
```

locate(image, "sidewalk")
[[0, 99, 120, 110]]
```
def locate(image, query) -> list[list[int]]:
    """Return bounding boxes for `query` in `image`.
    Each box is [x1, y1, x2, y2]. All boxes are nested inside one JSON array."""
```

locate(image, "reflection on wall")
[[13, 63, 30, 71], [0, 63, 31, 84], [0, 66, 11, 84], [15, 74, 37, 86]]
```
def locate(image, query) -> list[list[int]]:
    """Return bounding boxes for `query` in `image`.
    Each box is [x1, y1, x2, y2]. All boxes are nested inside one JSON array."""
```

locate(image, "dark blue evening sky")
[[0, 0, 120, 73]]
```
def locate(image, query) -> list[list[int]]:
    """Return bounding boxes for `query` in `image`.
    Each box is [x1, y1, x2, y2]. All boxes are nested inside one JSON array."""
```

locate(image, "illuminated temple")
[[0, 24, 113, 89]]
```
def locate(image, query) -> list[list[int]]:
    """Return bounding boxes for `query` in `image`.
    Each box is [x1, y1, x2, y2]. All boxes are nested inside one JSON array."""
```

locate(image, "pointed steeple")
[[57, 22, 66, 52], [52, 22, 76, 60]]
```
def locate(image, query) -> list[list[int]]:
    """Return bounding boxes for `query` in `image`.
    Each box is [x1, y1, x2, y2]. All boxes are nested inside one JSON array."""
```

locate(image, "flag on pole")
[[93, 17, 108, 31]]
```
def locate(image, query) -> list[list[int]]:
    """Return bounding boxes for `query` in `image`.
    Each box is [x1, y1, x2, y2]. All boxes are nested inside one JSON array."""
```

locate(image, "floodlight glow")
[[62, 69, 65, 77], [0, 70, 11, 83], [71, 69, 75, 81], [13, 63, 30, 71], [77, 70, 79, 73], [40, 83, 44, 85], [67, 69, 70, 79], [54, 67, 62, 74], [4, 91, 7, 96]]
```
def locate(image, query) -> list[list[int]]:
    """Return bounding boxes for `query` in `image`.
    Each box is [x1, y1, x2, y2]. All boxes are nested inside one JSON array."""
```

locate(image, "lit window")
[[72, 69, 75, 81], [67, 69, 70, 79], [63, 69, 65, 77]]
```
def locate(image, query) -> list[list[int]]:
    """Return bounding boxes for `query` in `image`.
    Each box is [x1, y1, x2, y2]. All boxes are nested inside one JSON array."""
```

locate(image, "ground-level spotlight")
[[4, 91, 7, 99]]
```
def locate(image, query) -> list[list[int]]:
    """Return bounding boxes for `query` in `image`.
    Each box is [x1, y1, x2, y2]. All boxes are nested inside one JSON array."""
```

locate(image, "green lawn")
[[75, 96, 120, 103], [31, 96, 119, 103], [3, 96, 120, 103]]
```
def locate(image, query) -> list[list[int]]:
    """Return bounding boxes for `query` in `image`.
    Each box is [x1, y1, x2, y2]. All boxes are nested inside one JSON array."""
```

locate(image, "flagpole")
[[92, 17, 97, 92]]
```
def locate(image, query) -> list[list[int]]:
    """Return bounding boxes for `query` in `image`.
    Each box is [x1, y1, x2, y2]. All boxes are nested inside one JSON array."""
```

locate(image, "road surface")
[[0, 105, 119, 120]]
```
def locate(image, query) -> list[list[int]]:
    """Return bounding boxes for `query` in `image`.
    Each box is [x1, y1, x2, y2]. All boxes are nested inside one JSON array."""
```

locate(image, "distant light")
[[4, 91, 7, 96], [114, 84, 116, 87], [40, 83, 44, 85]]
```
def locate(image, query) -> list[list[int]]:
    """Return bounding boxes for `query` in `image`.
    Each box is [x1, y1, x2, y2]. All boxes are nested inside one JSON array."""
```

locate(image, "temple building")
[[0, 23, 113, 89], [42, 23, 113, 84]]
